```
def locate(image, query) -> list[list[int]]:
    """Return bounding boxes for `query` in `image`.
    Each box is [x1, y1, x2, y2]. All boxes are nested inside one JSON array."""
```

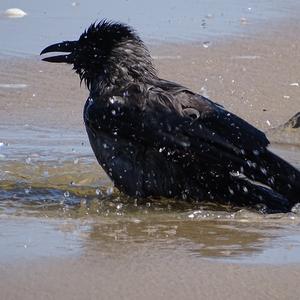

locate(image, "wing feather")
[[85, 81, 269, 164]]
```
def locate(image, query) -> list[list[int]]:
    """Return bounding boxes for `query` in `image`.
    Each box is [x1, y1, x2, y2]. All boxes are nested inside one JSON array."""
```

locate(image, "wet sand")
[[1, 213, 300, 300], [1, 23, 300, 133], [1, 248, 300, 300], [1, 12, 300, 300], [155, 22, 300, 133]]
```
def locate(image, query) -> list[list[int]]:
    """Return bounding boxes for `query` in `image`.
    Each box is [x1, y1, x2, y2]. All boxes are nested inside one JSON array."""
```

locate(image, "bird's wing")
[[85, 81, 269, 162], [172, 90, 269, 153], [150, 78, 269, 150]]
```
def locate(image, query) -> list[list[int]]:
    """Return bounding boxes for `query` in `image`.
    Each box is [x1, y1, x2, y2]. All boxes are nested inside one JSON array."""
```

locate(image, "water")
[[0, 0, 300, 56], [0, 216, 86, 262], [1, 125, 300, 264]]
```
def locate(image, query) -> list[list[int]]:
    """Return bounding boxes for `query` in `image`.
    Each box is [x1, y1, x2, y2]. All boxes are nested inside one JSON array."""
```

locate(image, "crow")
[[41, 20, 300, 213]]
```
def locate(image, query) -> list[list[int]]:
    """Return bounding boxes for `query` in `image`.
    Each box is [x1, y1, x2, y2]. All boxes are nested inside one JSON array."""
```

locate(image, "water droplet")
[[260, 167, 267, 175], [240, 17, 247, 25], [243, 186, 248, 193], [181, 193, 187, 200], [132, 218, 141, 223], [106, 187, 113, 195], [116, 203, 123, 210], [292, 203, 300, 214], [205, 14, 214, 19], [64, 191, 70, 198], [253, 150, 260, 156], [188, 213, 195, 219]]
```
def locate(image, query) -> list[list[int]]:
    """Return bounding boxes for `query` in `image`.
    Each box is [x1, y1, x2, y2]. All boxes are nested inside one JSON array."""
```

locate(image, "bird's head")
[[40, 20, 156, 89]]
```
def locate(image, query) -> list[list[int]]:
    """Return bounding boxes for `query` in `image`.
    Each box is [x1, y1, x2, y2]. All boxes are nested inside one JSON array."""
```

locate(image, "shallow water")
[[1, 125, 300, 265], [0, 0, 300, 56]]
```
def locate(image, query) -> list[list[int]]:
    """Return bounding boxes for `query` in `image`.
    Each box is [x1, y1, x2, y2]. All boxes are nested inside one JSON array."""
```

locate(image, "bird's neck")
[[88, 41, 157, 95]]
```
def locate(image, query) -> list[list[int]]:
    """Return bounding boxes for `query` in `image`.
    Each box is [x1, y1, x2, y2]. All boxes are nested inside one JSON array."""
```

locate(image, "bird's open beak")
[[40, 41, 77, 63]]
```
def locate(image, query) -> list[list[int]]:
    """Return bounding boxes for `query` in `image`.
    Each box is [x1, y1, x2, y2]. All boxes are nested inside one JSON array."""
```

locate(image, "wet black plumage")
[[41, 20, 300, 212]]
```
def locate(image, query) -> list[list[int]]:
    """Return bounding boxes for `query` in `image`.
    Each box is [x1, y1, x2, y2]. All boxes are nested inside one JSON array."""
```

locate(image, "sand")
[[1, 23, 300, 133], [1, 16, 300, 300], [1, 250, 300, 300]]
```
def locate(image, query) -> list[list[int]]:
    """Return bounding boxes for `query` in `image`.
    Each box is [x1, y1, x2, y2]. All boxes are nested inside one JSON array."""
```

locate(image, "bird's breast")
[[83, 97, 95, 123], [84, 95, 124, 128]]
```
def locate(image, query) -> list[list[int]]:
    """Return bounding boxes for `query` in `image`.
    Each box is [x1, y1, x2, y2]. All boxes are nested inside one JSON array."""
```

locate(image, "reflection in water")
[[87, 218, 268, 259], [0, 216, 86, 262], [1, 197, 300, 264], [79, 210, 300, 263]]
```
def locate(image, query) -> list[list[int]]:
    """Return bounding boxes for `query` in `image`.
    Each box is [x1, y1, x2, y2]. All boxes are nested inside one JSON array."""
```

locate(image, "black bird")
[[41, 20, 300, 212]]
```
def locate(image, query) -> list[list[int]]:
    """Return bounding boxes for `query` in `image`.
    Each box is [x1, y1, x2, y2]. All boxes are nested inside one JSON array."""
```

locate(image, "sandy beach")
[[1, 1, 300, 299], [1, 248, 300, 300], [1, 22, 300, 133]]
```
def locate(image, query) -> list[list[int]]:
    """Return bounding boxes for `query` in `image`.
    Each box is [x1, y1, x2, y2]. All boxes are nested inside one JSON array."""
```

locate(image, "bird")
[[40, 20, 300, 213]]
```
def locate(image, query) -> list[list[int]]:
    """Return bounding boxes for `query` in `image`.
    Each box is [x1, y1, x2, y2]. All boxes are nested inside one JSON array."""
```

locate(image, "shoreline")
[[1, 21, 300, 134]]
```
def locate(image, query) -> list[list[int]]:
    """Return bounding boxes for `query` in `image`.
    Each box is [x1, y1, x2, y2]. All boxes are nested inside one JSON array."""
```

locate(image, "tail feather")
[[205, 174, 291, 213], [244, 149, 300, 208]]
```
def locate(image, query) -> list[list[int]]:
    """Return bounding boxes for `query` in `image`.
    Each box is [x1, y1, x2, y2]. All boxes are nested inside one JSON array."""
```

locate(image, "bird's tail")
[[204, 173, 291, 213], [245, 150, 300, 208]]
